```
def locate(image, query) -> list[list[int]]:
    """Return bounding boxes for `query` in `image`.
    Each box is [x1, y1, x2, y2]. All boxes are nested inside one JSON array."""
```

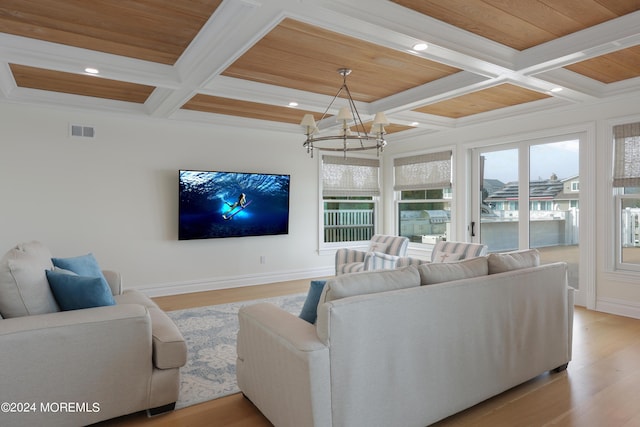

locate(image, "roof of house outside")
[[485, 175, 579, 202]]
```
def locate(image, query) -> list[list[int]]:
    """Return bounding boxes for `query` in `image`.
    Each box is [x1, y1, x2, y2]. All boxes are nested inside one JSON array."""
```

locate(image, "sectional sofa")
[[237, 249, 574, 427]]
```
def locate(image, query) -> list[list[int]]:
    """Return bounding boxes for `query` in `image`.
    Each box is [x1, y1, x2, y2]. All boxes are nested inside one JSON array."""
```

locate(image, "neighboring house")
[[484, 175, 579, 212]]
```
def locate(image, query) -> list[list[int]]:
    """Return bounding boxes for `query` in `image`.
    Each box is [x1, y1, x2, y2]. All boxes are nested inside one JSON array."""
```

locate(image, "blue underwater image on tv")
[[179, 170, 290, 240]]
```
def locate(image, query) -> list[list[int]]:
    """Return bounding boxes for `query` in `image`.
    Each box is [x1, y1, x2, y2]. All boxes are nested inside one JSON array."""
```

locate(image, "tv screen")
[[179, 170, 290, 240]]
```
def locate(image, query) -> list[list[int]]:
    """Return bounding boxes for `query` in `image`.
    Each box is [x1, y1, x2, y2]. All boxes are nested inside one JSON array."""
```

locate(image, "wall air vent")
[[70, 124, 96, 138]]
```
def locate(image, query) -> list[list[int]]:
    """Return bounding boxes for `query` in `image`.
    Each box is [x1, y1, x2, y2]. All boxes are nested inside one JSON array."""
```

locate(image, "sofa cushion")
[[46, 269, 116, 311], [299, 280, 327, 324], [319, 265, 420, 304], [418, 256, 488, 285], [0, 241, 60, 318], [488, 249, 540, 274]]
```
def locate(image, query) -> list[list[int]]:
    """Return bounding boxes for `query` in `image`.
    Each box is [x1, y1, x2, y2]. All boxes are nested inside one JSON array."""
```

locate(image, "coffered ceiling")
[[1, 0, 639, 141]]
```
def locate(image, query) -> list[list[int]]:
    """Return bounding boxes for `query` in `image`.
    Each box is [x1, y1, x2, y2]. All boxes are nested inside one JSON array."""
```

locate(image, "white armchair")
[[335, 234, 409, 275]]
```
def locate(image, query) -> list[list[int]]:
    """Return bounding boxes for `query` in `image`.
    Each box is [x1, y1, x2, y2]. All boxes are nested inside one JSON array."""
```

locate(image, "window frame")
[[392, 148, 455, 248], [615, 192, 640, 272], [317, 154, 381, 254]]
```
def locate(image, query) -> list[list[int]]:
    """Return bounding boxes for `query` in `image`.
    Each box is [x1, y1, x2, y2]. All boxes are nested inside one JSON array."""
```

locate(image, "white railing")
[[324, 209, 374, 242]]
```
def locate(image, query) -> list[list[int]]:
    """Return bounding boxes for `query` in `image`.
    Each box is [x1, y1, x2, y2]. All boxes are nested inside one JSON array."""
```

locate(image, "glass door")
[[529, 140, 580, 290], [472, 138, 580, 289], [477, 147, 520, 252]]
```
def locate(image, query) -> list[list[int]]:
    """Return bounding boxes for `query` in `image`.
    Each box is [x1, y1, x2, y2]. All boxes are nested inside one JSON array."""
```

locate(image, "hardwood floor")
[[96, 281, 640, 427]]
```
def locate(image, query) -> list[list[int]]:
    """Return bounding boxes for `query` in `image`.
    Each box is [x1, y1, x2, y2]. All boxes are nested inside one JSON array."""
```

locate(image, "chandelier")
[[300, 68, 389, 158]]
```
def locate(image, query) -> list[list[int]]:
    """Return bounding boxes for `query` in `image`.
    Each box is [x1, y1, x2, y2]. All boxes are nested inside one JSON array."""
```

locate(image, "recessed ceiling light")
[[84, 67, 99, 75], [550, 87, 563, 92], [288, 102, 298, 107], [411, 122, 419, 127], [412, 43, 428, 51]]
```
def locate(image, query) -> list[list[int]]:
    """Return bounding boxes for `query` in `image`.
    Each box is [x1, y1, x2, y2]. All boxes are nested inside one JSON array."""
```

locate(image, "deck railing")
[[324, 209, 374, 242]]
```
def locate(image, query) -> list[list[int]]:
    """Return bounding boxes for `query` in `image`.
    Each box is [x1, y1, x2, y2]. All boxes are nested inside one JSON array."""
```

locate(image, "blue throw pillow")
[[51, 253, 104, 278], [46, 270, 115, 311], [299, 280, 326, 324]]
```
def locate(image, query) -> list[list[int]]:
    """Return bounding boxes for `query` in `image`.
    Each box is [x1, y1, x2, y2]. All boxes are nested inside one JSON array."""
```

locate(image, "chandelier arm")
[[317, 84, 346, 123], [342, 83, 369, 137], [300, 68, 388, 158]]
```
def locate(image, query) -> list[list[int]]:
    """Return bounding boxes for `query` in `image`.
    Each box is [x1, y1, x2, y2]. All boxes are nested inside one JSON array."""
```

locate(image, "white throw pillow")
[[363, 252, 399, 271], [487, 249, 540, 274], [431, 251, 462, 263], [0, 241, 60, 318], [418, 256, 488, 285]]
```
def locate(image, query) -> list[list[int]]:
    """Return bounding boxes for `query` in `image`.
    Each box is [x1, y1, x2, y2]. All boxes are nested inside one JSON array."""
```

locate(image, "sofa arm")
[[237, 302, 331, 427], [147, 306, 187, 369], [114, 290, 187, 370], [335, 248, 366, 275], [0, 305, 153, 425]]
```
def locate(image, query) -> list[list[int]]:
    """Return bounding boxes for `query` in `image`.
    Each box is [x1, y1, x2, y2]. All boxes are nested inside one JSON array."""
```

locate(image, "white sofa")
[[0, 242, 187, 427], [237, 250, 574, 427]]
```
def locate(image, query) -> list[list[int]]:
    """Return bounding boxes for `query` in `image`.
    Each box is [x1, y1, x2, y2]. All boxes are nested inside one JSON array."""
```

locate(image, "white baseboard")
[[134, 266, 335, 298], [596, 297, 640, 320]]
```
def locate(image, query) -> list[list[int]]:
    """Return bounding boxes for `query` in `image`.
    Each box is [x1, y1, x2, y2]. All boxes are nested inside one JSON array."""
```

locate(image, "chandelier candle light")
[[300, 68, 389, 158]]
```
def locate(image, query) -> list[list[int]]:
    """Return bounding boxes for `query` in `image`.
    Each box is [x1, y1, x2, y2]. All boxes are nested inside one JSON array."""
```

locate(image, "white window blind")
[[322, 155, 380, 197], [613, 122, 640, 187], [393, 151, 452, 191]]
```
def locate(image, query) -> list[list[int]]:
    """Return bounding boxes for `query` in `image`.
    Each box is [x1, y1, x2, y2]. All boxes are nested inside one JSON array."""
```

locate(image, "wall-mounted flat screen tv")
[[179, 170, 290, 240]]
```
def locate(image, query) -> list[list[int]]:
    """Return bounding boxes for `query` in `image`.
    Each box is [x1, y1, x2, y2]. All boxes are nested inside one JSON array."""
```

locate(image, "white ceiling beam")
[[535, 68, 608, 98], [6, 87, 148, 116], [0, 62, 16, 98], [311, 0, 518, 75], [516, 11, 640, 75], [0, 33, 179, 89], [149, 0, 277, 118], [369, 72, 491, 114]]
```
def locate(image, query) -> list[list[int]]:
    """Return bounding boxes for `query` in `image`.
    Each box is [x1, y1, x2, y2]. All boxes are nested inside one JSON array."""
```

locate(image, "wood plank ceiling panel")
[[10, 64, 155, 103], [0, 0, 222, 64], [414, 83, 550, 118], [222, 18, 461, 103], [182, 95, 327, 125], [182, 95, 412, 134], [390, 0, 640, 51], [565, 45, 640, 83]]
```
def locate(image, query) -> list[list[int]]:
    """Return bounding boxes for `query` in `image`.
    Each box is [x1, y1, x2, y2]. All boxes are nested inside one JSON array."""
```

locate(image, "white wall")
[[0, 103, 333, 295]]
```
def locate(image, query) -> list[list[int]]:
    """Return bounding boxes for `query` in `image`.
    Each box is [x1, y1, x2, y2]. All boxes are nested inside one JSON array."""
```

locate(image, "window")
[[571, 181, 580, 192], [613, 122, 640, 270], [321, 155, 380, 244], [394, 151, 452, 243]]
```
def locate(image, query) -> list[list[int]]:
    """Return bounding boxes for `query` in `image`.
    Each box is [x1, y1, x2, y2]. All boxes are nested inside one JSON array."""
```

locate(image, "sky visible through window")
[[483, 140, 579, 183]]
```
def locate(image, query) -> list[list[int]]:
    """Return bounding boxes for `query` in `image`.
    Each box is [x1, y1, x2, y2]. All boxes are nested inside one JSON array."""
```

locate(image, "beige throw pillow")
[[431, 251, 462, 263], [368, 241, 389, 253], [418, 256, 488, 285], [487, 249, 540, 274], [0, 241, 60, 318]]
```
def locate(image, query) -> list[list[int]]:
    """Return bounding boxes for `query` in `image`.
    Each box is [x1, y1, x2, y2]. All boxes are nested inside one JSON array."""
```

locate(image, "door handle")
[[470, 221, 476, 237]]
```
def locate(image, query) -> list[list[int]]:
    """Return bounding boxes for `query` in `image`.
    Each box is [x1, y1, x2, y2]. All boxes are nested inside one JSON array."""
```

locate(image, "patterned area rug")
[[167, 293, 307, 409]]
